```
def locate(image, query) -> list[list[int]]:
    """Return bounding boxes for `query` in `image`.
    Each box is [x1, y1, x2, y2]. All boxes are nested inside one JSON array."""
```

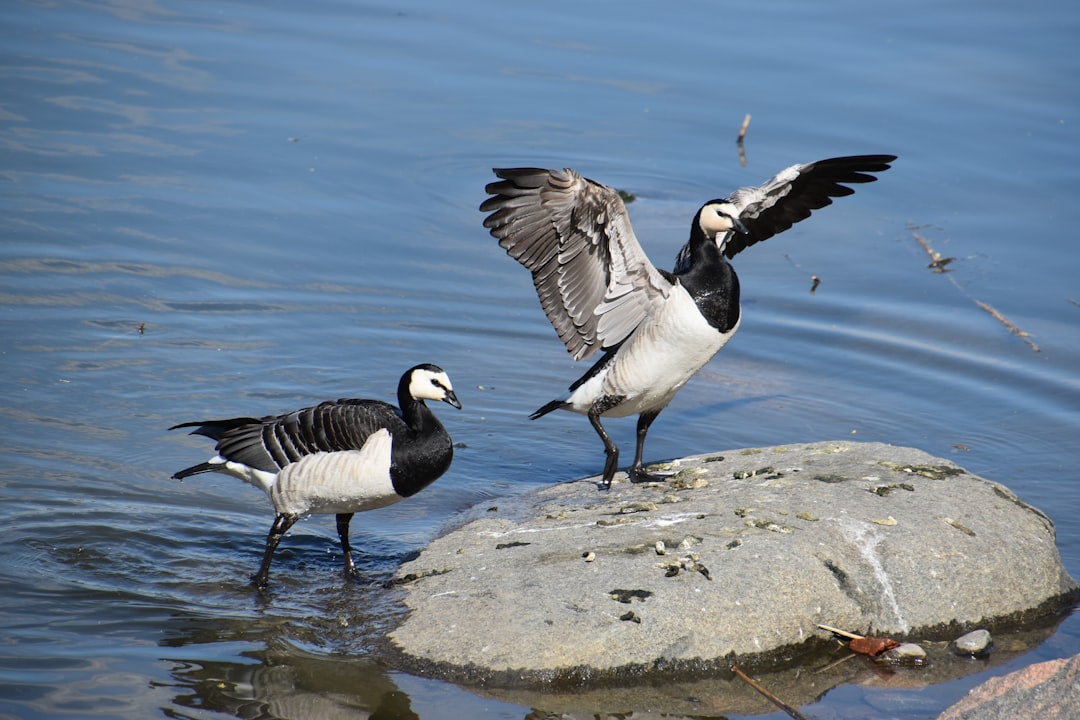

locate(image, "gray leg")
[[336, 512, 360, 578], [587, 401, 623, 487], [253, 513, 299, 590], [628, 409, 665, 483]]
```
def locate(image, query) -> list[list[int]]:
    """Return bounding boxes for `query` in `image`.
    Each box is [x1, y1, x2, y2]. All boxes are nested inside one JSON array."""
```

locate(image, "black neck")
[[391, 380, 453, 497], [677, 231, 741, 333]]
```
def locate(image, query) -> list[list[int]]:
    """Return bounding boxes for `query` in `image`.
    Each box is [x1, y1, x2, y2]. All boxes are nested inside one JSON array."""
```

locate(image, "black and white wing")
[[675, 155, 897, 269], [482, 168, 672, 362], [172, 400, 403, 474]]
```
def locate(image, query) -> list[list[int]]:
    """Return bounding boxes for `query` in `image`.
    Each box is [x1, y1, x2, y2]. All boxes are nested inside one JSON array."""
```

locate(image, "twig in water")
[[974, 300, 1041, 352], [736, 113, 751, 166], [912, 233, 955, 272], [731, 664, 810, 720], [784, 254, 820, 294], [817, 652, 858, 674], [737, 113, 751, 143], [817, 623, 863, 640], [910, 229, 1040, 352]]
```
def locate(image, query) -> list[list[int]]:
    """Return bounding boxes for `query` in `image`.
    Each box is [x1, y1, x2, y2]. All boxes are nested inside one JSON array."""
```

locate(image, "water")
[[2, 0, 1078, 717]]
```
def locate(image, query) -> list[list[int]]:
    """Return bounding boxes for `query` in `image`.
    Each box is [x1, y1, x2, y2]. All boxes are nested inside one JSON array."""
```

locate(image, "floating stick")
[[736, 113, 751, 166], [731, 664, 810, 720], [909, 229, 1040, 352]]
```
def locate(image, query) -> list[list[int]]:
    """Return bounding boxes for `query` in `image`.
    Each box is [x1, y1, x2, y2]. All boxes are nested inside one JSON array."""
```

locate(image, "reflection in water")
[[164, 644, 418, 720], [463, 614, 1071, 719], [157, 608, 1069, 720]]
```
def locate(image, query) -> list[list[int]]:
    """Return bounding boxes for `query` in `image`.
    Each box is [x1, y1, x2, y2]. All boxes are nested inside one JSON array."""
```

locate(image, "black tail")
[[169, 417, 258, 480], [529, 399, 566, 420], [169, 417, 261, 440]]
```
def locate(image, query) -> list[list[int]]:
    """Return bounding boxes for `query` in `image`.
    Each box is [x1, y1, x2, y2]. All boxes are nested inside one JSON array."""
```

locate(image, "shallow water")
[[2, 0, 1078, 718]]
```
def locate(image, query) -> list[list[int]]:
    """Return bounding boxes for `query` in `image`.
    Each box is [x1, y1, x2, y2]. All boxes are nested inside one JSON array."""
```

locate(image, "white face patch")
[[409, 368, 454, 402], [698, 202, 739, 239]]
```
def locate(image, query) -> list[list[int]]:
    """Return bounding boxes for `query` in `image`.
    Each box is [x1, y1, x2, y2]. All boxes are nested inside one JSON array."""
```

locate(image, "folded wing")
[[173, 400, 403, 473]]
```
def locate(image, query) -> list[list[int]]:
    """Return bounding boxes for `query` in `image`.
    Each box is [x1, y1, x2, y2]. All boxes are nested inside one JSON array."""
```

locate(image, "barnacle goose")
[[482, 155, 896, 487], [170, 363, 460, 589]]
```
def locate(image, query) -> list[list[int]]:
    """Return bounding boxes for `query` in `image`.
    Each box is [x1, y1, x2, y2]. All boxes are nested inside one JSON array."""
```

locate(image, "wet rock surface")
[[388, 441, 1077, 686], [937, 651, 1080, 720]]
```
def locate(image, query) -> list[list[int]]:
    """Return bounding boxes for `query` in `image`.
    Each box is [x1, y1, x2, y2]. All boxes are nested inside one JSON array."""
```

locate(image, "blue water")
[[2, 0, 1078, 718]]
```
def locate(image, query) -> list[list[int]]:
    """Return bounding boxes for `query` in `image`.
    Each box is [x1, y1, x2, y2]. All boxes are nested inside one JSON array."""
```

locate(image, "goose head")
[[407, 364, 462, 409], [696, 201, 749, 243]]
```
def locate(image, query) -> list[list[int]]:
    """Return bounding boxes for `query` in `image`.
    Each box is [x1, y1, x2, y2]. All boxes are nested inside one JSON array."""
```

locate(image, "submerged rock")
[[950, 628, 993, 657], [877, 642, 928, 666], [388, 441, 1077, 685]]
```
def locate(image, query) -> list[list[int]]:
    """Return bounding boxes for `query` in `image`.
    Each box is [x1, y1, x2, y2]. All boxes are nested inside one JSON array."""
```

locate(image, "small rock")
[[671, 471, 709, 490], [597, 517, 637, 527], [654, 541, 666, 556], [688, 559, 712, 580], [745, 518, 794, 534], [582, 551, 596, 562], [950, 628, 993, 657], [877, 642, 928, 666], [678, 536, 702, 550], [734, 465, 775, 480], [619, 502, 657, 514]]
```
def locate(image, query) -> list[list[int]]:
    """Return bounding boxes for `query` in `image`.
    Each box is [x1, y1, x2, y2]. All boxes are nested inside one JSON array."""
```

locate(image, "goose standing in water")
[[170, 363, 460, 589], [482, 156, 895, 486]]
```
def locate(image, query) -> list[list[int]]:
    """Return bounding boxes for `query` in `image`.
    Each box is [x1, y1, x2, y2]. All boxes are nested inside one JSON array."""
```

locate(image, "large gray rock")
[[388, 442, 1076, 685], [937, 652, 1080, 720]]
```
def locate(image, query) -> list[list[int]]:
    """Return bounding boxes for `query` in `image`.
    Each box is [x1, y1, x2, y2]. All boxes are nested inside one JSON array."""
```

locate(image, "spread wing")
[[172, 400, 404, 473], [720, 154, 896, 258], [673, 155, 896, 271], [481, 167, 672, 361]]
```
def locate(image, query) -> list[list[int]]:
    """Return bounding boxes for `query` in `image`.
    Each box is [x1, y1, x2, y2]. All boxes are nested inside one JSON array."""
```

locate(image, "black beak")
[[443, 390, 462, 410]]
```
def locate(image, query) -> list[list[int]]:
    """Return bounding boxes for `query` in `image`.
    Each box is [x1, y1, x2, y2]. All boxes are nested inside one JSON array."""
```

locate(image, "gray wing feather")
[[482, 167, 670, 361]]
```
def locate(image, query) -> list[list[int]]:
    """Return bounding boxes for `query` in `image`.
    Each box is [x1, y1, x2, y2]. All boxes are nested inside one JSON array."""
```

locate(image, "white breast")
[[269, 429, 399, 517], [567, 284, 739, 417]]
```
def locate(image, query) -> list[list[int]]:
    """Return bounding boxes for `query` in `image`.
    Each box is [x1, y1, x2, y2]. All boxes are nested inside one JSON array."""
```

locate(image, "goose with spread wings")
[[481, 155, 896, 486]]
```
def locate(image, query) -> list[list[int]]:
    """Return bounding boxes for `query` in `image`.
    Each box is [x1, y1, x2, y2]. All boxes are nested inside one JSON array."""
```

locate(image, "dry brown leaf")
[[849, 636, 901, 656]]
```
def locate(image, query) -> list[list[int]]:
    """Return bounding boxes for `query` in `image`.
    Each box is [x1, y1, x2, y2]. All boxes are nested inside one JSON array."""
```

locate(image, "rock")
[[950, 628, 993, 657], [937, 652, 1080, 720], [388, 442, 1077, 685], [877, 642, 928, 666]]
